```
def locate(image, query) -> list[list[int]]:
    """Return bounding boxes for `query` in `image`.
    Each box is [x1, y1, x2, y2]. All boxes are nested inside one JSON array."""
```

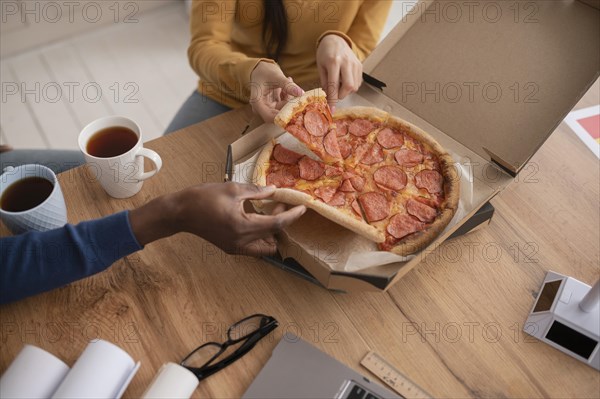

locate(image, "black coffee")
[[86, 126, 138, 158], [0, 177, 54, 212]]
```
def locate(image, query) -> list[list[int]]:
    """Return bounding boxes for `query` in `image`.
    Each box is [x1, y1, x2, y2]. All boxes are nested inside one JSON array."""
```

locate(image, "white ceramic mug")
[[0, 164, 68, 234], [78, 116, 162, 198]]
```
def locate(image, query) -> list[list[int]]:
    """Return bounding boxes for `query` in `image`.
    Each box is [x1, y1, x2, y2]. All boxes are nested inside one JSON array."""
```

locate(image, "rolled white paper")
[[142, 362, 199, 399], [0, 345, 70, 398], [51, 339, 139, 399]]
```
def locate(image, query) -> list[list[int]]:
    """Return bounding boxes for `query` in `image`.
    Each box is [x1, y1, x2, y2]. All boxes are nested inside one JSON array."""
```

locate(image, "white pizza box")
[[231, 0, 600, 292]]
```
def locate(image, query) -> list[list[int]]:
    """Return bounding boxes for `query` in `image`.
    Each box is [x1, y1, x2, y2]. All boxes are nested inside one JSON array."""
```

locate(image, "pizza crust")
[[253, 139, 273, 187], [272, 189, 385, 243], [439, 153, 461, 211], [333, 106, 389, 124], [274, 88, 327, 128]]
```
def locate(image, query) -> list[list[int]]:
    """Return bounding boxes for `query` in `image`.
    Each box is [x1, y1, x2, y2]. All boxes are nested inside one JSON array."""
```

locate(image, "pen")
[[224, 144, 233, 182]]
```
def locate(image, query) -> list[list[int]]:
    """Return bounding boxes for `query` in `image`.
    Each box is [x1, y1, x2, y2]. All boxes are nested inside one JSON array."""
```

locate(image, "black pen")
[[224, 144, 233, 182]]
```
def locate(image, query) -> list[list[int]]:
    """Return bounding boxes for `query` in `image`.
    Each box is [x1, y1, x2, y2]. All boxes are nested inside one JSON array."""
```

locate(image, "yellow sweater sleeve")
[[187, 0, 273, 102], [317, 0, 393, 61]]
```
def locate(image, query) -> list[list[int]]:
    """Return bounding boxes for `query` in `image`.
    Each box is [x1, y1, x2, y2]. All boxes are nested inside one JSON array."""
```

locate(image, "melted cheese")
[[295, 177, 341, 191]]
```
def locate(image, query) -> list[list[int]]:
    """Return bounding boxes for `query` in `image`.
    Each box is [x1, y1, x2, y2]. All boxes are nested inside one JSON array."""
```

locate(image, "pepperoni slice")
[[386, 214, 425, 239], [349, 119, 375, 137], [273, 144, 303, 165], [338, 138, 352, 159], [341, 170, 365, 191], [286, 124, 311, 143], [394, 149, 424, 167], [325, 165, 343, 177], [314, 186, 336, 203], [304, 110, 328, 136], [266, 166, 299, 188], [424, 197, 442, 209], [335, 120, 349, 136], [406, 198, 437, 223], [415, 170, 443, 194], [340, 179, 355, 192], [351, 199, 362, 217], [343, 169, 357, 179], [298, 157, 325, 181], [358, 192, 389, 223], [412, 196, 439, 209], [327, 191, 346, 207], [350, 175, 365, 191], [266, 171, 285, 187], [353, 143, 370, 163], [360, 143, 384, 165], [323, 131, 342, 158], [376, 128, 404, 149], [373, 166, 407, 191]]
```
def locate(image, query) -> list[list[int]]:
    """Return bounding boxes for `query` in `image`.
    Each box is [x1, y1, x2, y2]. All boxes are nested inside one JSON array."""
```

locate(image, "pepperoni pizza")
[[254, 89, 460, 256]]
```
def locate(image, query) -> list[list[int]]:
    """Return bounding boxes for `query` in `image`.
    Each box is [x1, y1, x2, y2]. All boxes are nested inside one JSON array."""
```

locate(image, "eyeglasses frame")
[[180, 314, 278, 381]]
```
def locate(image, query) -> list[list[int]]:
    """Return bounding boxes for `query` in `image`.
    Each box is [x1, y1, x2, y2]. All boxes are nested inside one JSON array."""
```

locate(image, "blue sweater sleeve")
[[0, 211, 142, 304]]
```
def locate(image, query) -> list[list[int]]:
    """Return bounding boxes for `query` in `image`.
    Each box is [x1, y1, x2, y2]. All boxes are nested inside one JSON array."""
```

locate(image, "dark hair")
[[262, 0, 288, 61]]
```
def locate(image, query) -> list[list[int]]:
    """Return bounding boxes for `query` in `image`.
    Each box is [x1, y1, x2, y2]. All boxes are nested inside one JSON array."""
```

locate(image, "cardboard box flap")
[[364, 0, 600, 174], [579, 0, 600, 9]]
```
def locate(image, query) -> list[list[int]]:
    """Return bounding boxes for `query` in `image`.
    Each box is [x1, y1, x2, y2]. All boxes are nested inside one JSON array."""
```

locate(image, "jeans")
[[164, 90, 232, 134], [0, 149, 85, 175]]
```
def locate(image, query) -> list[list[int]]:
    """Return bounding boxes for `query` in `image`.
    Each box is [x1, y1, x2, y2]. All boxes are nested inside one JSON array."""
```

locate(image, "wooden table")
[[1, 83, 599, 398]]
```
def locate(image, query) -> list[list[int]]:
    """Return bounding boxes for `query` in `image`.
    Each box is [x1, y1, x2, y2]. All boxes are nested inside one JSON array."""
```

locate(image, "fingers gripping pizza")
[[254, 89, 460, 256]]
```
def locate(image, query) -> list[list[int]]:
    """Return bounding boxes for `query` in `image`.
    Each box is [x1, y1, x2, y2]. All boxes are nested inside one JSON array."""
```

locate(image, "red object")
[[577, 115, 600, 139]]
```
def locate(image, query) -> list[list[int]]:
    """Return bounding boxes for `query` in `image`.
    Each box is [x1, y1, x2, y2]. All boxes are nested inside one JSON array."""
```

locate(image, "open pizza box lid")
[[231, 0, 600, 292], [363, 0, 599, 176]]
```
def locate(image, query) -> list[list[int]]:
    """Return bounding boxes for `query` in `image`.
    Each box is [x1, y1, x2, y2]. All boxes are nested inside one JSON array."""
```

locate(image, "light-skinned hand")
[[250, 61, 304, 123], [316, 34, 363, 113]]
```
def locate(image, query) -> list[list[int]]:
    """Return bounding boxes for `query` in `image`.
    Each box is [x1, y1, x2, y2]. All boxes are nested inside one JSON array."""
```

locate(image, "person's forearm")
[[1, 183, 305, 303], [0, 212, 141, 304], [128, 192, 181, 246]]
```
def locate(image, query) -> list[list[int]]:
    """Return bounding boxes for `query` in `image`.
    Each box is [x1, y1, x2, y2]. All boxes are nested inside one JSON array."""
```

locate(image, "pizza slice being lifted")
[[274, 88, 343, 164], [256, 89, 460, 256]]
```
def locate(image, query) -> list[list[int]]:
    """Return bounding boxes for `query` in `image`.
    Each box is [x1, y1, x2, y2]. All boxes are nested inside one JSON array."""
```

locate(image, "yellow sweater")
[[188, 0, 392, 108]]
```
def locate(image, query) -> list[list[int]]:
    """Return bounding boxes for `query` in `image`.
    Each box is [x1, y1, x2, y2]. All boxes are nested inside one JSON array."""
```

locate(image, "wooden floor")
[[0, 0, 405, 151], [0, 2, 197, 150]]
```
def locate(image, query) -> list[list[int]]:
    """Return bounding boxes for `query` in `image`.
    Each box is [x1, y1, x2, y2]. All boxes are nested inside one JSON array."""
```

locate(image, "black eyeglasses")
[[180, 314, 278, 381]]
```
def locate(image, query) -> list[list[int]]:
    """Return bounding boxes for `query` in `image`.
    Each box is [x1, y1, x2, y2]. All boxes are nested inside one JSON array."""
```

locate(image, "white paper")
[[234, 132, 476, 272], [141, 362, 199, 399], [51, 340, 139, 399], [0, 345, 70, 398]]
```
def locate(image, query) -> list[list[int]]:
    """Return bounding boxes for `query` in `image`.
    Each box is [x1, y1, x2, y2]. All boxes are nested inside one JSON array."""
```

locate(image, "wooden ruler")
[[360, 351, 432, 399]]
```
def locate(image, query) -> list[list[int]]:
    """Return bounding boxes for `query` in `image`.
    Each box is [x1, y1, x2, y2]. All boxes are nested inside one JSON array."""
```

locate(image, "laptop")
[[242, 334, 401, 399]]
